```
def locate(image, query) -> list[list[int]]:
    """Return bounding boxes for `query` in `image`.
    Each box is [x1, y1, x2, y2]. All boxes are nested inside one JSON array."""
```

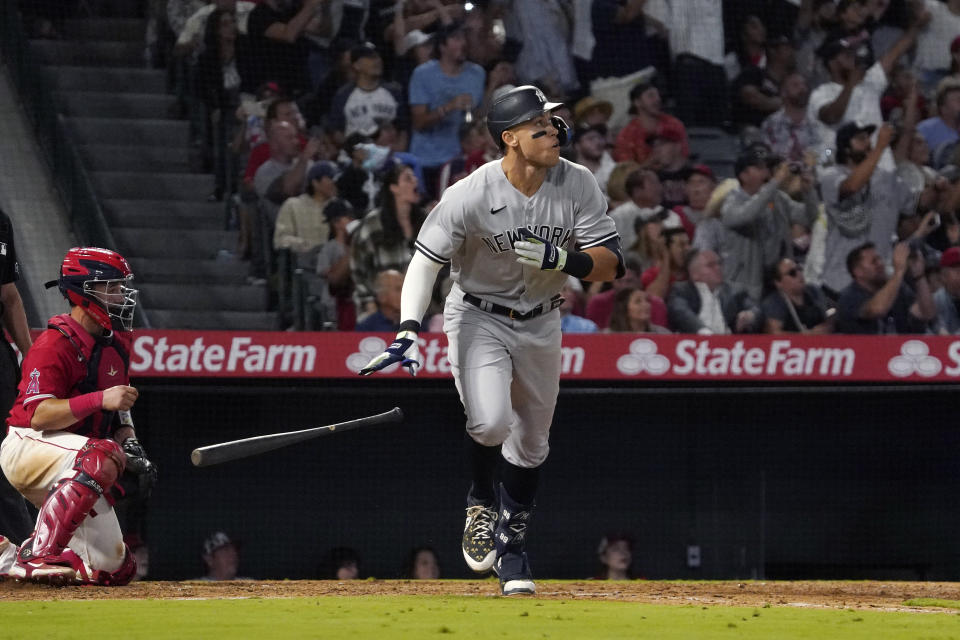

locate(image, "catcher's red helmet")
[[53, 247, 138, 332]]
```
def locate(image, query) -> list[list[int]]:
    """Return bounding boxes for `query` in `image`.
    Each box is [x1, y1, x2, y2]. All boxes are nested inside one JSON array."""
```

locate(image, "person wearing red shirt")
[[613, 81, 690, 165], [0, 248, 155, 585]]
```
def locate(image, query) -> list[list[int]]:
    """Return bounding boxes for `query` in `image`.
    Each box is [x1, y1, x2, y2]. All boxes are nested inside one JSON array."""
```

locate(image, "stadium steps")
[[34, 18, 276, 330], [687, 127, 739, 179]]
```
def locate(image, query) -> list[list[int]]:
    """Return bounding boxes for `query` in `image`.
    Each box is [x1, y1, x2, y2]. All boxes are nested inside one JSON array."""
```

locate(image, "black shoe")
[[462, 503, 497, 572], [494, 550, 535, 595]]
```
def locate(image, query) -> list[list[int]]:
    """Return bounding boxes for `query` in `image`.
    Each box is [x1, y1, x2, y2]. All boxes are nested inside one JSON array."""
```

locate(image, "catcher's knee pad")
[[73, 439, 126, 493]]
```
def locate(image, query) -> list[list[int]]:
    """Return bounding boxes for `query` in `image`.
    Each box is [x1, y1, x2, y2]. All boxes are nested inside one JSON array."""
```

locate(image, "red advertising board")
[[109, 331, 960, 382]]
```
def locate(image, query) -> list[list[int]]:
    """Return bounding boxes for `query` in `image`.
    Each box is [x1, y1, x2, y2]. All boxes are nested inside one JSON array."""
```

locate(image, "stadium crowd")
[[23, 0, 960, 335]]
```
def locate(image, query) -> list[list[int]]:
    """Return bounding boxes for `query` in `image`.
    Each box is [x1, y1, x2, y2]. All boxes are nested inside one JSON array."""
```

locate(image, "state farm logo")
[[888, 340, 942, 378], [346, 337, 400, 374], [617, 339, 670, 376]]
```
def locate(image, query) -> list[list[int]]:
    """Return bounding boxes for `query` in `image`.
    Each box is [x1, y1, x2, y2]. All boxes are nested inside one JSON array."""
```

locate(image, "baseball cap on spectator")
[[255, 81, 282, 100], [684, 163, 716, 181], [203, 531, 238, 556], [735, 143, 778, 175], [941, 246, 960, 268], [574, 123, 608, 143], [645, 129, 684, 146], [573, 96, 613, 124], [308, 161, 340, 183], [399, 29, 432, 55], [816, 37, 854, 62], [350, 42, 380, 63], [835, 121, 876, 163], [765, 33, 794, 50]]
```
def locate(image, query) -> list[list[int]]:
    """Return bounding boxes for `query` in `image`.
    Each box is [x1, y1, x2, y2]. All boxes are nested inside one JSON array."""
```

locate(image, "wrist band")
[[560, 251, 594, 279], [69, 391, 103, 420], [399, 320, 421, 333]]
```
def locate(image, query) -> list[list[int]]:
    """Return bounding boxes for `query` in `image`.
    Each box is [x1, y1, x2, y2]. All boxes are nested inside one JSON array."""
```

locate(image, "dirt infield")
[[1, 579, 959, 611]]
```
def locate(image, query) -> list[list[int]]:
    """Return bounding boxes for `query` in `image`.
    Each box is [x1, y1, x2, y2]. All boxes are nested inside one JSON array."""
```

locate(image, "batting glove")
[[359, 330, 422, 376], [514, 228, 567, 271]]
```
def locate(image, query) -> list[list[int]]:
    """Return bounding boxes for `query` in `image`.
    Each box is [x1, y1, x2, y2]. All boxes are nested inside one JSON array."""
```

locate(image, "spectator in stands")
[[761, 71, 820, 162], [794, 0, 835, 91], [198, 531, 250, 581], [313, 200, 359, 330], [608, 287, 670, 333], [573, 124, 615, 201], [505, 0, 577, 96], [168, 0, 208, 55], [935, 247, 960, 333], [881, 65, 928, 122], [613, 81, 689, 166], [197, 8, 244, 202], [254, 121, 321, 225], [643, 227, 691, 300], [386, 0, 464, 50], [402, 546, 441, 579], [174, 0, 256, 60], [645, 130, 692, 210], [818, 121, 915, 297], [560, 277, 598, 333], [674, 164, 716, 233], [726, 14, 767, 79], [914, 0, 960, 94], [240, 0, 318, 95], [808, 11, 928, 159], [327, 43, 405, 142], [762, 257, 834, 333], [573, 96, 613, 128], [668, 249, 762, 334], [244, 97, 307, 188], [408, 23, 486, 200], [721, 144, 820, 300], [323, 546, 362, 579], [337, 132, 376, 213], [666, 0, 727, 127], [594, 533, 634, 580], [437, 121, 496, 198], [274, 161, 340, 268], [586, 0, 666, 84], [610, 169, 684, 253], [732, 34, 797, 130], [351, 162, 425, 317], [355, 269, 404, 331], [917, 79, 960, 167], [836, 241, 935, 333], [624, 215, 664, 275]]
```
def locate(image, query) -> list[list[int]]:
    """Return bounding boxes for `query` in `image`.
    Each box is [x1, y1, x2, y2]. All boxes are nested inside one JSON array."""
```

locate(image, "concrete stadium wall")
[[134, 380, 959, 581]]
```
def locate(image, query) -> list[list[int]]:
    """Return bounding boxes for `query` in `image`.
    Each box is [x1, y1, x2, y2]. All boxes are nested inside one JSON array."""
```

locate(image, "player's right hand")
[[359, 331, 422, 377], [102, 385, 138, 411]]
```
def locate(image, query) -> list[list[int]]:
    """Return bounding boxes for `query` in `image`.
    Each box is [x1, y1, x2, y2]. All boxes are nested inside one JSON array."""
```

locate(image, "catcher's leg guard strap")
[[92, 545, 137, 586], [26, 439, 125, 560]]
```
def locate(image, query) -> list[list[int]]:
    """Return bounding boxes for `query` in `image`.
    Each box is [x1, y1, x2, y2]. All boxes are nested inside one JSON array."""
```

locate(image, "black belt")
[[462, 293, 563, 320]]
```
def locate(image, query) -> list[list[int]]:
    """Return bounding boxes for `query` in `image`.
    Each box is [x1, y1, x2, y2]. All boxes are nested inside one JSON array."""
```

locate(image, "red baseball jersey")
[[7, 313, 130, 439]]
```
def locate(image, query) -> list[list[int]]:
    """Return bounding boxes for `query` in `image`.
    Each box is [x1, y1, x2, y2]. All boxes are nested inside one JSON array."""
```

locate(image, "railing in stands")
[[0, 0, 151, 328]]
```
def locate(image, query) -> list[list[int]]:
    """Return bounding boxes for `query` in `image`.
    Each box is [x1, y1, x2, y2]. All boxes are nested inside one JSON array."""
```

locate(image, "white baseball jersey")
[[415, 158, 619, 314]]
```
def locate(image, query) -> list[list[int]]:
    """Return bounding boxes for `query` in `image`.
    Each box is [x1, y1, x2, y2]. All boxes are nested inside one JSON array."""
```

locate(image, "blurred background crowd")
[[12, 0, 960, 336]]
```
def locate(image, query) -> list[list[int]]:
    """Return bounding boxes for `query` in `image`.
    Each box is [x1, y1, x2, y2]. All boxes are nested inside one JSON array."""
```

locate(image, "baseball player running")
[[361, 85, 623, 595], [0, 248, 156, 585]]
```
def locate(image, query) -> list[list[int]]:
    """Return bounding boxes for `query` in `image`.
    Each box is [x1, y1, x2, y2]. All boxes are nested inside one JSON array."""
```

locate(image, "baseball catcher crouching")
[[0, 248, 155, 585], [361, 85, 624, 595]]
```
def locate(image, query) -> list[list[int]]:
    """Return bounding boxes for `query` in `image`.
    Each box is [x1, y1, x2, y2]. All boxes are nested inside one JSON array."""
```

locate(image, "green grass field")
[[1, 596, 958, 640]]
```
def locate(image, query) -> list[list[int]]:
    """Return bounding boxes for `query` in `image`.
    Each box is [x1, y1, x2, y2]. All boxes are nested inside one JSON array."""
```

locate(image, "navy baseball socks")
[[493, 482, 536, 596]]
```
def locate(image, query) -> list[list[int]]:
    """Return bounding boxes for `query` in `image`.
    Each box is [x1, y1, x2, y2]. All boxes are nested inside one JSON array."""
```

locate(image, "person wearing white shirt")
[[807, 14, 927, 161], [666, 0, 727, 127], [914, 0, 960, 93]]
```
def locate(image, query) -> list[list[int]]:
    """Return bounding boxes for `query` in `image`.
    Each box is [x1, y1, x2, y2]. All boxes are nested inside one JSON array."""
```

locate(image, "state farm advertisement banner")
[[124, 331, 960, 382]]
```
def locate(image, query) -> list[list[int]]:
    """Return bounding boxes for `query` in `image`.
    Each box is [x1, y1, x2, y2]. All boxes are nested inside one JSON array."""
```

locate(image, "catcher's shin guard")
[[14, 439, 125, 579]]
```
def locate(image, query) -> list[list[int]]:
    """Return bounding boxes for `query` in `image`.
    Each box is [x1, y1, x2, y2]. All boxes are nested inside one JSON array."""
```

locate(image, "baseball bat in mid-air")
[[190, 407, 404, 467]]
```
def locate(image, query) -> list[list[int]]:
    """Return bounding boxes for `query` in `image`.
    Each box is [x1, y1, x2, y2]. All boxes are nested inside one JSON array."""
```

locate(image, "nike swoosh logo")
[[490, 205, 507, 214]]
